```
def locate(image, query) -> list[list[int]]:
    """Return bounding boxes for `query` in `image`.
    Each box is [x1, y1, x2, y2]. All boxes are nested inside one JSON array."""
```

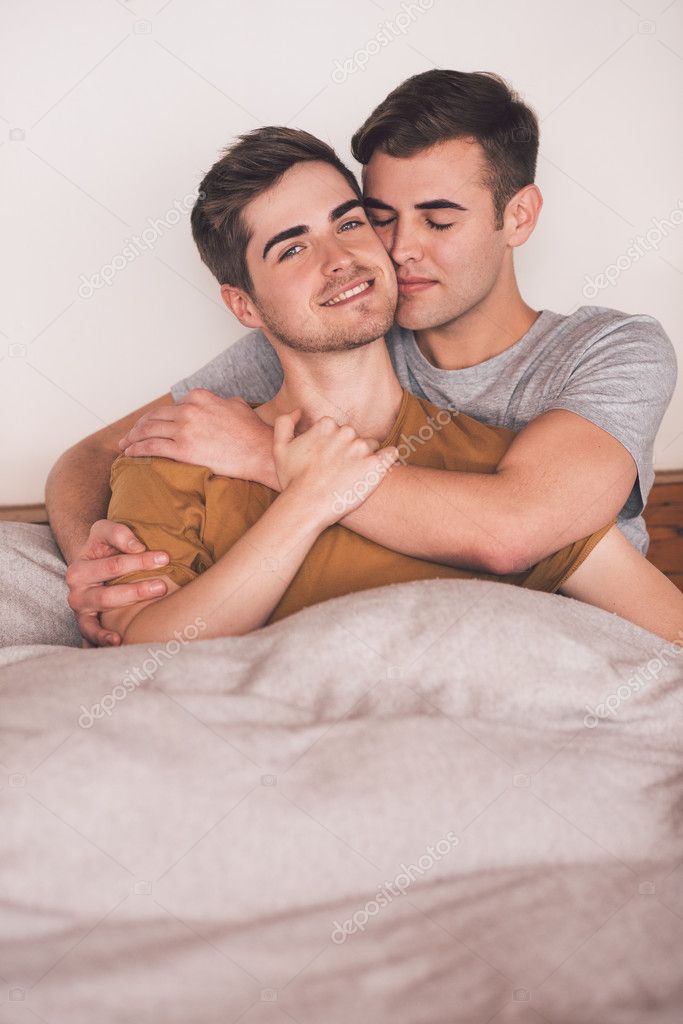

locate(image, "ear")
[[220, 284, 264, 330], [504, 184, 543, 248]]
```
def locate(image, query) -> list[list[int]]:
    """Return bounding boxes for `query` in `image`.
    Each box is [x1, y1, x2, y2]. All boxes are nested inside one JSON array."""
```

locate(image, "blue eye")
[[340, 218, 365, 231], [279, 244, 304, 261]]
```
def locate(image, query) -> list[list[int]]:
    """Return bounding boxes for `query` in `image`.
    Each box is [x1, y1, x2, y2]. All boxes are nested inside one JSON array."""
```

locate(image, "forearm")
[[45, 442, 116, 563], [340, 464, 529, 574], [120, 490, 323, 643]]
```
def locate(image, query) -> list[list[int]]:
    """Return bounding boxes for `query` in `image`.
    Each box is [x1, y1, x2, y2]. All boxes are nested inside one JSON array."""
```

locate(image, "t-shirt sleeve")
[[170, 329, 284, 404], [105, 456, 214, 589], [516, 520, 617, 593], [544, 313, 677, 520]]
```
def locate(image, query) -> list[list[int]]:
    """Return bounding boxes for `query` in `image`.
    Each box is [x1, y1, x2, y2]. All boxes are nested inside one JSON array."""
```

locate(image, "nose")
[[390, 220, 423, 266], [319, 234, 354, 276]]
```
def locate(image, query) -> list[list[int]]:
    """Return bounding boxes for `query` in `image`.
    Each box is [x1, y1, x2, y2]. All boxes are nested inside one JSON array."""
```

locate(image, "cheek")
[[435, 229, 500, 275]]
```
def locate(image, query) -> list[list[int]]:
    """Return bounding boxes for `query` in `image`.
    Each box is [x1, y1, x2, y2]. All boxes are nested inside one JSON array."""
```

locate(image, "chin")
[[396, 297, 464, 332]]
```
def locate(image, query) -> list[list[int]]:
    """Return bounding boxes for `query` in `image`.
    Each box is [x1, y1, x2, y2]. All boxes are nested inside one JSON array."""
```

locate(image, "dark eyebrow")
[[262, 225, 307, 260], [364, 197, 395, 212], [262, 199, 364, 260], [330, 198, 364, 221], [415, 199, 468, 212], [363, 197, 468, 214]]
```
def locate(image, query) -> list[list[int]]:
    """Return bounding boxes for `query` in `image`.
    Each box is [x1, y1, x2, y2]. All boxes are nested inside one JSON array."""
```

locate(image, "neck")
[[257, 337, 404, 440], [414, 258, 540, 370]]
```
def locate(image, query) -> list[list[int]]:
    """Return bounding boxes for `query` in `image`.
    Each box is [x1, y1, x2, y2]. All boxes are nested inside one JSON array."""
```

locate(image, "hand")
[[117, 388, 278, 487], [66, 520, 171, 647], [273, 411, 399, 528]]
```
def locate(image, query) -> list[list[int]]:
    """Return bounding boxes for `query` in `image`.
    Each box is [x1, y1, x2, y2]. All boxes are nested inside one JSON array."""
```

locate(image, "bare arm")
[[46, 393, 177, 646], [101, 488, 324, 642], [119, 399, 637, 574], [342, 410, 637, 573], [560, 526, 683, 643], [102, 413, 399, 644], [45, 392, 173, 563]]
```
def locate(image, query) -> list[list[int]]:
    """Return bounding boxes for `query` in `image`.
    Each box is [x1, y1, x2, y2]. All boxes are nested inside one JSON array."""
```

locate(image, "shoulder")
[[400, 392, 514, 450], [543, 306, 677, 397], [110, 454, 211, 495], [556, 305, 675, 360]]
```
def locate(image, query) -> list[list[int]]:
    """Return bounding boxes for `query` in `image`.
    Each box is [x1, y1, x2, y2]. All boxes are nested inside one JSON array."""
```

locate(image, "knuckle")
[[187, 387, 209, 404], [106, 555, 125, 577]]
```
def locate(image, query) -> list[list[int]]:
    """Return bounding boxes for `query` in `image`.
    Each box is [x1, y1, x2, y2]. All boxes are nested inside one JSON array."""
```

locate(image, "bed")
[[1, 479, 682, 1022]]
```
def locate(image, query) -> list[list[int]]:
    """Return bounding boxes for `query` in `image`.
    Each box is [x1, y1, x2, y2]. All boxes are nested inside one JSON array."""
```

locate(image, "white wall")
[[1, 0, 681, 504]]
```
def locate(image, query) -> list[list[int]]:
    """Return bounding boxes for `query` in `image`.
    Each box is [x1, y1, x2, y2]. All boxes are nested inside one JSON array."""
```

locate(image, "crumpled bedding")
[[1, 575, 682, 1022]]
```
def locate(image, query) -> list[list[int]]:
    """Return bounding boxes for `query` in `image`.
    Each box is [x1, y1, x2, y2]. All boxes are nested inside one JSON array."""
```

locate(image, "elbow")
[[477, 533, 539, 576]]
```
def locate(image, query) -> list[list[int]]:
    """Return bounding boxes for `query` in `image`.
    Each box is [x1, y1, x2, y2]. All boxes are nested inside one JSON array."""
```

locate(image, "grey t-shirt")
[[171, 305, 677, 555]]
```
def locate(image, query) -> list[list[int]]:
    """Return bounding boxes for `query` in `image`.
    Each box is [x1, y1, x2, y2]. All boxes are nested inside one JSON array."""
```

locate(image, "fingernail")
[[148, 581, 166, 594], [153, 553, 169, 565]]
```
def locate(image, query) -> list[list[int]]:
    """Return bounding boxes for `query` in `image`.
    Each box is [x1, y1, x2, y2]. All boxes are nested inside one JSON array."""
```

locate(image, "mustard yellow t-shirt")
[[106, 389, 614, 624]]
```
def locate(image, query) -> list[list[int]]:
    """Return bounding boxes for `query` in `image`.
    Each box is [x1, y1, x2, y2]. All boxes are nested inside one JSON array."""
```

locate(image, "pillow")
[[0, 522, 81, 648]]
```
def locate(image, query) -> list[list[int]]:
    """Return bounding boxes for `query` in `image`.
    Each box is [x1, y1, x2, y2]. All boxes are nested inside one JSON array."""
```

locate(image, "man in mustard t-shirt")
[[101, 128, 683, 644]]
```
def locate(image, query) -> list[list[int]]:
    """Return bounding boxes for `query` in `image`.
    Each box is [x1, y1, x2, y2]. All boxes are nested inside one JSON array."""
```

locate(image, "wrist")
[[276, 483, 333, 532], [253, 432, 280, 490]]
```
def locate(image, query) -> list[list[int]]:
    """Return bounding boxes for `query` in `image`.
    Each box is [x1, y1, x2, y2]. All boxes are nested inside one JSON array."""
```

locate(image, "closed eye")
[[369, 216, 454, 231]]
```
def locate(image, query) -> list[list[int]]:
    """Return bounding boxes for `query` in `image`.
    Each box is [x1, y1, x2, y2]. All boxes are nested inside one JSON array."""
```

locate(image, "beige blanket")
[[1, 578, 682, 1022]]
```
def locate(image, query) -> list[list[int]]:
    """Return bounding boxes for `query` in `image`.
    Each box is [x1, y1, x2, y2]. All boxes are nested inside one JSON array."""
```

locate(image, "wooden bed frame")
[[2, 471, 682, 592]]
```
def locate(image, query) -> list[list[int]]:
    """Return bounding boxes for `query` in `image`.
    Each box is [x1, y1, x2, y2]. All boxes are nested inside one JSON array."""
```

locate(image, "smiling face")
[[363, 138, 513, 332], [233, 160, 398, 353]]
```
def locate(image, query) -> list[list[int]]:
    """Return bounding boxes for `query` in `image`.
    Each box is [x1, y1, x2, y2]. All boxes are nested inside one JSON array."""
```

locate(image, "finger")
[[90, 519, 146, 554], [78, 612, 120, 648], [378, 445, 400, 468], [71, 550, 170, 586], [121, 438, 180, 459], [119, 418, 178, 448], [273, 409, 302, 448], [76, 576, 169, 613], [183, 388, 213, 405]]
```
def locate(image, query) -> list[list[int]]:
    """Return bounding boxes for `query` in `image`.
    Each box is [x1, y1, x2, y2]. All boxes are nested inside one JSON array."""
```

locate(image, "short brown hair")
[[191, 126, 362, 295], [351, 70, 539, 228]]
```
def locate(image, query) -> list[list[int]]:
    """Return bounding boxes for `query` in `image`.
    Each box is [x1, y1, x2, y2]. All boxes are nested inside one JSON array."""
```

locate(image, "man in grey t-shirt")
[[47, 69, 678, 646], [170, 305, 675, 556]]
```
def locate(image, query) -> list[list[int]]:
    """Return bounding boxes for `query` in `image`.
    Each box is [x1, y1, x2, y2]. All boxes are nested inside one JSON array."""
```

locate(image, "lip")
[[321, 277, 375, 307], [397, 277, 437, 295]]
